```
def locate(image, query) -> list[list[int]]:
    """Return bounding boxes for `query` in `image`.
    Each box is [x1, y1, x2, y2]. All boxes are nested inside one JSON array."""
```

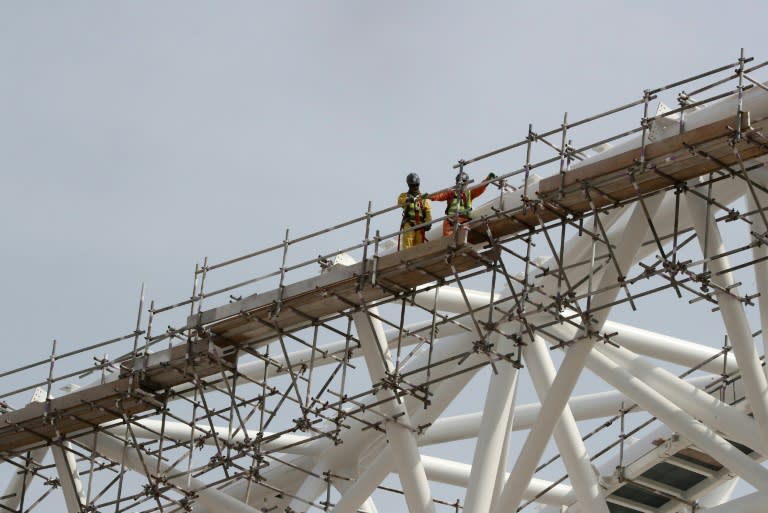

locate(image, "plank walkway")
[[1, 111, 764, 455]]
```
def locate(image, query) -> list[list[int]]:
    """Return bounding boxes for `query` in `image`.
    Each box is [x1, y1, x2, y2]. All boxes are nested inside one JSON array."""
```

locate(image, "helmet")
[[406, 172, 420, 187], [455, 171, 469, 184]]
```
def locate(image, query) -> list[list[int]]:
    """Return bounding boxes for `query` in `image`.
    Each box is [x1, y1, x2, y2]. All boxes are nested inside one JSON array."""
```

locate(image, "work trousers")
[[441, 216, 470, 237], [401, 224, 427, 249]]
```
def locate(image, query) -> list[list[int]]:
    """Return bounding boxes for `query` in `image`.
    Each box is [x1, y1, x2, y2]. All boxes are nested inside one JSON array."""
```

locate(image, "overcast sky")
[[3, 1, 768, 509], [0, 0, 766, 436], [2, 1, 766, 361]]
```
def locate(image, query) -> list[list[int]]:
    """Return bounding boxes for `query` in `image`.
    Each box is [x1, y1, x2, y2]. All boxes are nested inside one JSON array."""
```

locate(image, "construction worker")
[[430, 171, 497, 237], [398, 173, 432, 250]]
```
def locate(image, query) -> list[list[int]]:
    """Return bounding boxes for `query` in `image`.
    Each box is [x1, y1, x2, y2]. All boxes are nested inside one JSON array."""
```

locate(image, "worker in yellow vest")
[[430, 171, 496, 237], [397, 173, 432, 250]]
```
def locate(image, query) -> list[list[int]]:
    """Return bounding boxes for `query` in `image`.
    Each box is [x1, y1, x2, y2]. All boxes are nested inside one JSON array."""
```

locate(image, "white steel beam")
[[585, 349, 768, 492], [420, 454, 572, 506], [286, 462, 329, 513], [493, 195, 662, 513], [332, 450, 574, 510], [545, 169, 754, 305], [107, 419, 313, 455], [463, 332, 520, 513], [493, 393, 515, 503], [227, 329, 489, 513], [229, 318, 469, 401], [118, 378, 707, 461], [353, 308, 436, 513], [332, 347, 489, 513], [699, 492, 768, 513], [422, 375, 714, 445], [687, 185, 768, 455], [524, 334, 610, 513], [92, 433, 264, 513], [0, 447, 48, 512], [491, 338, 595, 513], [604, 320, 740, 374], [210, 324, 484, 509], [593, 342, 760, 451], [747, 192, 768, 378], [331, 452, 392, 513], [416, 283, 738, 376], [51, 443, 86, 513], [332, 467, 380, 513]]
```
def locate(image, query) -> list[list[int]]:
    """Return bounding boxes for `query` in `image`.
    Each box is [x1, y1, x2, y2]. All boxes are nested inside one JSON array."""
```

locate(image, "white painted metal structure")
[[3, 52, 768, 513]]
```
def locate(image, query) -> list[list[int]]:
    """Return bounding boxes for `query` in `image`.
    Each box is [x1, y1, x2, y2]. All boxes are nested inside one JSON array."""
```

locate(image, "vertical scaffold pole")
[[129, 283, 145, 379], [735, 48, 747, 144], [44, 339, 56, 412], [197, 256, 209, 317], [359, 201, 373, 291], [523, 123, 534, 212]]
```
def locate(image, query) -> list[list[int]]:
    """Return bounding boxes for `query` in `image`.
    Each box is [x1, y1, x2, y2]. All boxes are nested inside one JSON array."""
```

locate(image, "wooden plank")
[[0, 342, 233, 453], [187, 234, 466, 331], [3, 111, 766, 454], [676, 447, 724, 470], [0, 233, 496, 454], [468, 116, 768, 245], [206, 235, 497, 347], [550, 137, 766, 214], [537, 114, 741, 195], [0, 378, 154, 452], [129, 339, 237, 390]]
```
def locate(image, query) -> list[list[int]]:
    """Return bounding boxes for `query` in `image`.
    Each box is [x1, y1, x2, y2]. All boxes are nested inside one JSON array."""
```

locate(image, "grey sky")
[[3, 2, 766, 358]]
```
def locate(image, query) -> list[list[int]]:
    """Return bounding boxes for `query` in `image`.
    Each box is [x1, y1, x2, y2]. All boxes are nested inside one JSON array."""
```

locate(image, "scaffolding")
[[3, 50, 768, 513]]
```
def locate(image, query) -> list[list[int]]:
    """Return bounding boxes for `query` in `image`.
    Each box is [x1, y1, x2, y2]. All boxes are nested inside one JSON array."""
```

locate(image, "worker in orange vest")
[[430, 171, 496, 237], [398, 173, 432, 250]]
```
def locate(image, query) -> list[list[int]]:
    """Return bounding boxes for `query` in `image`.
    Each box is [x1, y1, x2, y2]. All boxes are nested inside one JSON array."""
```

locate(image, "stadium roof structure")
[[3, 51, 768, 513]]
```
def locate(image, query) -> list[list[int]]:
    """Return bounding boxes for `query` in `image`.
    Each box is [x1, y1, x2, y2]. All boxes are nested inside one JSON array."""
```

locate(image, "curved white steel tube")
[[700, 492, 768, 513], [524, 334, 609, 513], [353, 309, 436, 513], [493, 194, 663, 513], [687, 184, 768, 455], [585, 349, 768, 492], [92, 433, 265, 513], [463, 332, 520, 513]]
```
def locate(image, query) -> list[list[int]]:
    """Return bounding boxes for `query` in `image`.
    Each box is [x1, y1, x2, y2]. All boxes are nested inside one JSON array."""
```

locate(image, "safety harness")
[[445, 190, 472, 218], [398, 192, 429, 250], [402, 193, 427, 226]]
